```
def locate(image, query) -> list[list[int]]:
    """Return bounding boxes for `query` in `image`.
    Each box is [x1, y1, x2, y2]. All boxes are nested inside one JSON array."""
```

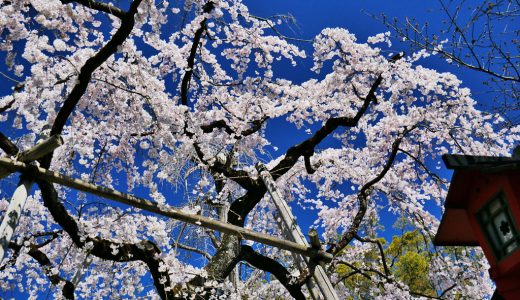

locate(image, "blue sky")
[[0, 0, 508, 295], [241, 0, 483, 238], [0, 0, 491, 253]]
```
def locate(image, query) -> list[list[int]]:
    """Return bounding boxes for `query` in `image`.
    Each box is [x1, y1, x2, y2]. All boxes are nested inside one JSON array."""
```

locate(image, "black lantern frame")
[[477, 191, 520, 261]]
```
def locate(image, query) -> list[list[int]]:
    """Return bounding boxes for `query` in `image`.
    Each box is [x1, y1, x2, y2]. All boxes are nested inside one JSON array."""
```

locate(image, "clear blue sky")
[[0, 0, 491, 257], [0, 0, 501, 295], [241, 0, 491, 239]]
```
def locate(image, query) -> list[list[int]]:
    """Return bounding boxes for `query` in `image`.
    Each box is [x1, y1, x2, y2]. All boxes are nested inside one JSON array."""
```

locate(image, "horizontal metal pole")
[[0, 157, 333, 263]]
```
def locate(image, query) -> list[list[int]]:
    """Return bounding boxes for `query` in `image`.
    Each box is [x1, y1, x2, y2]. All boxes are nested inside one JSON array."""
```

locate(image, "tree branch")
[[269, 74, 383, 180], [398, 147, 447, 184], [173, 242, 211, 260], [60, 0, 125, 19], [0, 99, 15, 114], [0, 131, 19, 155], [353, 234, 390, 277], [332, 126, 416, 255], [8, 242, 75, 299], [200, 116, 269, 139], [180, 1, 215, 106], [36, 179, 175, 299], [24, 5, 178, 295], [48, 0, 143, 144], [240, 245, 305, 300]]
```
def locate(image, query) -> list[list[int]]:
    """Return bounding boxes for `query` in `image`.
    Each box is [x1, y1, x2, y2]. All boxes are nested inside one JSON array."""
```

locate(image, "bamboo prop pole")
[[308, 229, 322, 251], [0, 157, 333, 263], [0, 135, 63, 179], [270, 201, 321, 299], [0, 135, 64, 263], [256, 163, 340, 300], [0, 177, 33, 262]]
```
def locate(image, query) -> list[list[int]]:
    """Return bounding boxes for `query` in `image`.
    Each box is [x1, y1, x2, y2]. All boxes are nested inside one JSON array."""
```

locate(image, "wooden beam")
[[18, 135, 64, 163], [0, 157, 333, 263]]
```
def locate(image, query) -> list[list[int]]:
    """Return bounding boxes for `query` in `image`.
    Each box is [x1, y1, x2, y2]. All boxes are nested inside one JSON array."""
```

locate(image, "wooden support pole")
[[308, 229, 327, 269], [18, 135, 64, 163], [0, 134, 63, 263], [256, 163, 340, 300], [271, 202, 321, 299], [0, 157, 333, 263]]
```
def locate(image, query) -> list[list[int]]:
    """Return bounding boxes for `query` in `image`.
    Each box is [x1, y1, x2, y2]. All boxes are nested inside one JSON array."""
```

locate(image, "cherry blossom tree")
[[0, 0, 518, 299]]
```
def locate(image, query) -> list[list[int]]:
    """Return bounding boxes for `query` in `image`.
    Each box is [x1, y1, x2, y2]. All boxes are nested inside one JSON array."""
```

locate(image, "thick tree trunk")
[[205, 234, 241, 280]]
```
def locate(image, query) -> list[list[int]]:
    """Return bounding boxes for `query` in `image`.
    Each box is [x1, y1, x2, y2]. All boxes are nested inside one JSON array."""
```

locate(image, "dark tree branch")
[[336, 259, 452, 299], [335, 269, 363, 285], [186, 119, 264, 192], [398, 147, 447, 184], [0, 99, 15, 114], [200, 116, 269, 139], [439, 284, 457, 297], [192, 116, 269, 190], [353, 234, 390, 277], [191, 142, 260, 191], [180, 2, 215, 106], [8, 242, 75, 299], [227, 190, 264, 226], [0, 131, 19, 155], [22, 3, 177, 295], [379, 4, 519, 83], [36, 179, 175, 299], [304, 154, 316, 174], [269, 74, 383, 181], [332, 126, 416, 255], [34, 230, 62, 249], [48, 0, 143, 144], [201, 119, 234, 135], [240, 116, 269, 137], [267, 53, 406, 181], [60, 0, 125, 19], [173, 242, 212, 260], [240, 245, 305, 300], [336, 260, 389, 281], [0, 230, 62, 271]]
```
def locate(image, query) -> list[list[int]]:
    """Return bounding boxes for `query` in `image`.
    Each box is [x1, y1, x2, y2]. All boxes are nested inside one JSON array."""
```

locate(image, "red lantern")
[[434, 153, 520, 299]]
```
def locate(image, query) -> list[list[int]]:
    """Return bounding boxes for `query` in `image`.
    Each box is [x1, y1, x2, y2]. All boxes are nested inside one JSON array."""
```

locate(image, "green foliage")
[[394, 251, 431, 293], [336, 227, 437, 298], [335, 214, 490, 299]]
